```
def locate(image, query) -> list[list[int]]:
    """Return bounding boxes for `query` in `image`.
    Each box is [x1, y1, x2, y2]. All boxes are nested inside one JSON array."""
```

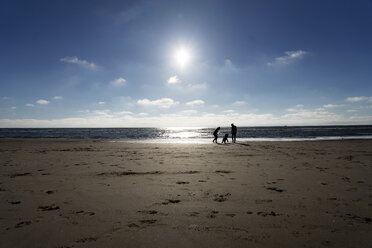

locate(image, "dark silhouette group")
[[213, 123, 237, 144]]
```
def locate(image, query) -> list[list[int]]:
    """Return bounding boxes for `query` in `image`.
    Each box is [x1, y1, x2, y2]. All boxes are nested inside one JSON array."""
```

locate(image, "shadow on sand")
[[235, 142, 250, 147], [215, 142, 250, 147]]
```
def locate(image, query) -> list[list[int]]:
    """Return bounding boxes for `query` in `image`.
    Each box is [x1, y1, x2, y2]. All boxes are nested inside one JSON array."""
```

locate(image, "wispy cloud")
[[25, 103, 34, 107], [53, 96, 63, 100], [287, 104, 304, 112], [10, 106, 16, 110], [186, 100, 205, 106], [60, 56, 97, 69], [268, 50, 308, 66], [110, 77, 126, 87], [224, 59, 233, 67], [346, 96, 372, 102], [223, 110, 235, 113], [115, 111, 133, 115], [283, 108, 343, 124], [98, 101, 106, 105], [36, 99, 50, 105], [89, 110, 115, 118], [323, 104, 344, 108], [347, 109, 358, 113], [167, 75, 181, 84], [137, 98, 179, 108], [233, 101, 245, 106]]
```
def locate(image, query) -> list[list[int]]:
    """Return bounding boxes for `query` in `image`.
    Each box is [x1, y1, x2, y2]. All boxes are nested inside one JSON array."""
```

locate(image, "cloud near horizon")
[[36, 99, 50, 105], [137, 98, 180, 108], [60, 56, 97, 69], [233, 101, 245, 106], [346, 96, 372, 102], [185, 100, 205, 106], [323, 104, 343, 108], [2, 107, 370, 128]]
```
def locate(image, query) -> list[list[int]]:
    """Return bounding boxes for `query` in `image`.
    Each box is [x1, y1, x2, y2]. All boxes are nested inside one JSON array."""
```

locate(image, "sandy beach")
[[0, 138, 371, 247]]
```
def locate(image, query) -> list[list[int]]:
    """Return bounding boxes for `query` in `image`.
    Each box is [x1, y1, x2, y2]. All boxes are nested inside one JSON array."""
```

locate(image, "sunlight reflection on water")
[[104, 135, 372, 144]]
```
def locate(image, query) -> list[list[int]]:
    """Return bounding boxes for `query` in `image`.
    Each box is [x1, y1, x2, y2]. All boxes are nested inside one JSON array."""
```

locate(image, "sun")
[[174, 47, 192, 68]]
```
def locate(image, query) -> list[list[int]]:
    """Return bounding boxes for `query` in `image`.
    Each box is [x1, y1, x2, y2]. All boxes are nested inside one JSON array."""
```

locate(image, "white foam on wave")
[[103, 135, 372, 144]]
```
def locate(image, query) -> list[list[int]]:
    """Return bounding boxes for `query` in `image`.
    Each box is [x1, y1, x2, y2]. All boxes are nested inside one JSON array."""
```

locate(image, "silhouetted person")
[[213, 127, 220, 143], [231, 123, 237, 143], [221, 133, 229, 144]]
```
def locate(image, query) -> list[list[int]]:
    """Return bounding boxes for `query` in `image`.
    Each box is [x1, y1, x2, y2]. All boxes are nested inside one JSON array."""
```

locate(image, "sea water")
[[1, 126, 372, 143]]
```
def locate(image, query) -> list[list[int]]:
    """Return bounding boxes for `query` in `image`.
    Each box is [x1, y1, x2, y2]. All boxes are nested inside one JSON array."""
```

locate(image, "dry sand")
[[0, 138, 371, 248]]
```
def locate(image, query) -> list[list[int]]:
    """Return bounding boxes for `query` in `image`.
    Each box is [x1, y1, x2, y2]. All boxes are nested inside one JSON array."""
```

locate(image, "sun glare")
[[174, 47, 192, 68]]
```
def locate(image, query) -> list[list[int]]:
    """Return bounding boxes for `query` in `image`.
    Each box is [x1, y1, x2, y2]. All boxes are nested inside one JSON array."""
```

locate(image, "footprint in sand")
[[213, 193, 231, 202], [162, 199, 181, 205], [128, 223, 140, 228], [226, 213, 236, 217], [316, 167, 329, 172], [327, 197, 338, 201], [255, 199, 273, 204], [189, 212, 200, 217], [257, 211, 278, 217], [38, 204, 60, 211], [215, 170, 232, 174], [75, 237, 97, 243], [138, 210, 158, 214], [207, 210, 219, 218], [75, 210, 95, 216], [140, 219, 157, 224], [342, 177, 351, 183], [10, 172, 31, 178], [15, 220, 31, 228], [345, 214, 371, 224], [265, 187, 285, 193]]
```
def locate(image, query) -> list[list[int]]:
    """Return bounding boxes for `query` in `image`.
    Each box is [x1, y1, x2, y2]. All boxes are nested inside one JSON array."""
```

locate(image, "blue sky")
[[1, 0, 372, 127]]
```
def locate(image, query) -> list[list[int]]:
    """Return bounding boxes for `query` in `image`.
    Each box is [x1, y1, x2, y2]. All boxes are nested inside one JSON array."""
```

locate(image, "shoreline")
[[1, 135, 372, 143]]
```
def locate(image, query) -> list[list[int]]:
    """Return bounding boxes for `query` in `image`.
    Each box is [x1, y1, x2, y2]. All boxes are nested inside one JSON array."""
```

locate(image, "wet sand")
[[0, 138, 371, 247]]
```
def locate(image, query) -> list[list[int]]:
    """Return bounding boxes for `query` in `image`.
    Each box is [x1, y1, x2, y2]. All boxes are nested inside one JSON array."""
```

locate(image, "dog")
[[221, 133, 229, 144]]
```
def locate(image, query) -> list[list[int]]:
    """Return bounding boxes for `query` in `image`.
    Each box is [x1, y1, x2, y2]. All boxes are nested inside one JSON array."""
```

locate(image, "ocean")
[[1, 126, 372, 143]]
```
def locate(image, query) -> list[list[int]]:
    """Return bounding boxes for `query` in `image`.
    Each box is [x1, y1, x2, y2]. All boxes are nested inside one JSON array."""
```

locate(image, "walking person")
[[213, 127, 220, 143], [231, 123, 237, 143]]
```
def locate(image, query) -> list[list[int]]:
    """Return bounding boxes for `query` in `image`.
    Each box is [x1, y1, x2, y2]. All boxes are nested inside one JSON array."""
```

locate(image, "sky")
[[1, 0, 372, 127]]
